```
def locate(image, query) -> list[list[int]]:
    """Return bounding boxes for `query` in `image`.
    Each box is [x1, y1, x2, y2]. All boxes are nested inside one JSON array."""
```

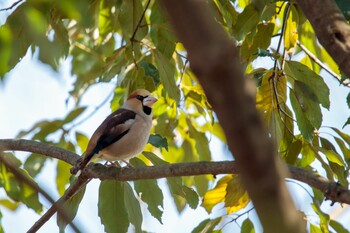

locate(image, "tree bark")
[[295, 0, 350, 78], [161, 1, 305, 233]]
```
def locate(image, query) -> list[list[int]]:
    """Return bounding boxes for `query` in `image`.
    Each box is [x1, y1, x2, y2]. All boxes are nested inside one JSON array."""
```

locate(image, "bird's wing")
[[78, 109, 136, 169]]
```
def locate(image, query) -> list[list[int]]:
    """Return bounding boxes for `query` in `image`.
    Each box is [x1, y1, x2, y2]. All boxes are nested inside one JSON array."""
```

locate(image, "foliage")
[[1, 0, 350, 232]]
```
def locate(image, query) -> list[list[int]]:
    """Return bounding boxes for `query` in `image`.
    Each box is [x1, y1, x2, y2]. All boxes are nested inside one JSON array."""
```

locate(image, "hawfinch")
[[71, 89, 157, 175]]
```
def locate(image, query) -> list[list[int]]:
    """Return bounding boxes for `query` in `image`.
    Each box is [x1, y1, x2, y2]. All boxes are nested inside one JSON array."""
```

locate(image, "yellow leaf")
[[202, 175, 250, 214], [202, 175, 232, 213], [284, 5, 298, 53], [225, 175, 250, 214]]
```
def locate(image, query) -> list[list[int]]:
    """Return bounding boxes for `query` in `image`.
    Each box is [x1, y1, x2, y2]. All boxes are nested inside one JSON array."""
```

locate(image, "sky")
[[1, 0, 350, 233]]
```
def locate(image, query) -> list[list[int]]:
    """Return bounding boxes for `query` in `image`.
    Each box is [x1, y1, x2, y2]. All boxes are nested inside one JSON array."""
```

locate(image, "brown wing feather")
[[71, 108, 136, 174]]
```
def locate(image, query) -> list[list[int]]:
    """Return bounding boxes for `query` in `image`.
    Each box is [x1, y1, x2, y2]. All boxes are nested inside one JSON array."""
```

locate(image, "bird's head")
[[124, 89, 158, 115]]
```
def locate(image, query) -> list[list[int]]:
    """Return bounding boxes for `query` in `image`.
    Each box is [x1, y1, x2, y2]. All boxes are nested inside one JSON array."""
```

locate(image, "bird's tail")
[[70, 152, 95, 176]]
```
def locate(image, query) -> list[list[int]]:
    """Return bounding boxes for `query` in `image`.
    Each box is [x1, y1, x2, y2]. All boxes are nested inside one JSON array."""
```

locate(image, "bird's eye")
[[136, 95, 145, 101]]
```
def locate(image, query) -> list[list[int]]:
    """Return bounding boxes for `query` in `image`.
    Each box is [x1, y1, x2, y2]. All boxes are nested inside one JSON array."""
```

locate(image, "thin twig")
[[68, 89, 115, 131], [130, 0, 151, 68], [27, 175, 89, 233], [297, 41, 350, 87], [0, 0, 23, 11], [0, 153, 81, 233]]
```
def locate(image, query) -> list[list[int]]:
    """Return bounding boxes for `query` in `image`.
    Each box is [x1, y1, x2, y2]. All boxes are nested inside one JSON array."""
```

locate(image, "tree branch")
[[297, 41, 350, 87], [1, 139, 350, 204], [0, 152, 81, 233], [27, 175, 89, 233], [295, 0, 350, 79], [160, 1, 304, 232]]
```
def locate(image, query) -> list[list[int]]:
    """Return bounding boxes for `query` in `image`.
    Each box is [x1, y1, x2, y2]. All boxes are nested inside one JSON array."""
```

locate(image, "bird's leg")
[[122, 160, 134, 168]]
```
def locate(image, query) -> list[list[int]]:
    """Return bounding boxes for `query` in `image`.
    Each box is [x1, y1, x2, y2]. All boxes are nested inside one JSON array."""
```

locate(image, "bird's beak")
[[143, 95, 158, 107]]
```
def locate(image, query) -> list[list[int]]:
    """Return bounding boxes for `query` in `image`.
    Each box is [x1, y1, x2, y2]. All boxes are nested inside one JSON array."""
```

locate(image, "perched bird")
[[71, 89, 157, 175]]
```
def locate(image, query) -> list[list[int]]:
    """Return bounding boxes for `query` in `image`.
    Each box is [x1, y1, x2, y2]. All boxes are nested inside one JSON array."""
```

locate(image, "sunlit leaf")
[[0, 199, 19, 211], [225, 175, 249, 214], [202, 175, 230, 213], [153, 50, 180, 102], [312, 203, 330, 233], [56, 160, 72, 196], [284, 4, 298, 53]]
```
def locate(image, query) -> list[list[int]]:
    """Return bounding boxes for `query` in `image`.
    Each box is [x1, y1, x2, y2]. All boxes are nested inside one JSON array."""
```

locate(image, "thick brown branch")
[[0, 139, 79, 165], [2, 138, 350, 224], [295, 0, 350, 78], [2, 139, 350, 206], [160, 1, 304, 232]]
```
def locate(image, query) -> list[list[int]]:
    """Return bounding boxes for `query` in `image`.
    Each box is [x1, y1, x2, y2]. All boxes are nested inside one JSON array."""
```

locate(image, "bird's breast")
[[100, 115, 152, 161]]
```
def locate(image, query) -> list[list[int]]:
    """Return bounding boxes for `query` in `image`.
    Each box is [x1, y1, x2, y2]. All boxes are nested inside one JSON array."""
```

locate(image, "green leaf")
[[312, 203, 330, 233], [140, 61, 160, 87], [150, 2, 177, 58], [329, 219, 349, 233], [331, 127, 350, 147], [75, 131, 89, 154], [62, 107, 86, 124], [98, 180, 129, 233], [316, 147, 345, 166], [285, 139, 302, 165], [23, 153, 47, 177], [56, 160, 72, 196], [232, 4, 260, 41], [118, 0, 148, 41], [181, 185, 199, 209], [153, 50, 180, 102], [284, 60, 330, 109], [241, 218, 255, 233], [346, 92, 350, 109], [342, 117, 350, 129], [148, 134, 168, 151], [0, 199, 20, 211], [335, 0, 350, 20], [310, 224, 322, 233], [192, 217, 222, 233], [0, 154, 42, 213], [290, 87, 315, 141], [294, 80, 322, 129], [124, 183, 142, 233], [57, 178, 86, 232], [187, 119, 211, 161], [134, 174, 163, 223], [333, 136, 350, 161], [143, 151, 168, 165]]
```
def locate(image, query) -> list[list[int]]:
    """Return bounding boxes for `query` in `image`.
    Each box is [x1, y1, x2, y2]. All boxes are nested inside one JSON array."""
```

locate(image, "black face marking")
[[143, 106, 152, 115], [136, 95, 148, 102]]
